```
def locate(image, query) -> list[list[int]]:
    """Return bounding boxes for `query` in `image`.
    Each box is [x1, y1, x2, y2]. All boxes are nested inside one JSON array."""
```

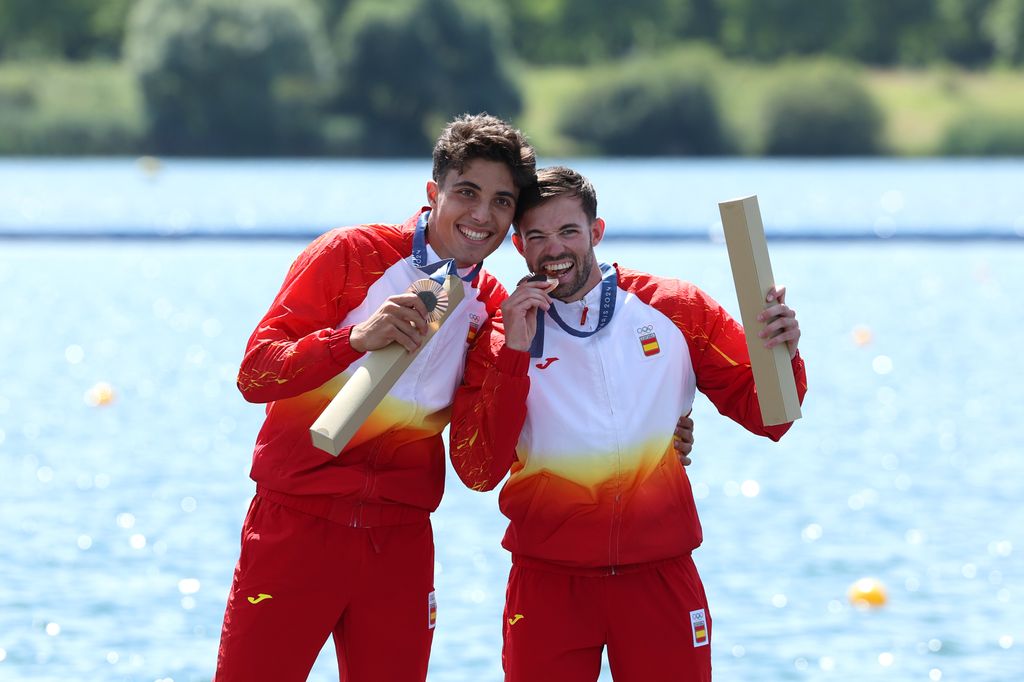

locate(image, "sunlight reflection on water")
[[1, 238, 1021, 681]]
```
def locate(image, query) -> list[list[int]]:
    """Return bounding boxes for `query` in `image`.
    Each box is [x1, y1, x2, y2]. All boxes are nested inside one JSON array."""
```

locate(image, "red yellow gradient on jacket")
[[500, 444, 701, 568], [511, 435, 674, 490], [271, 372, 449, 450]]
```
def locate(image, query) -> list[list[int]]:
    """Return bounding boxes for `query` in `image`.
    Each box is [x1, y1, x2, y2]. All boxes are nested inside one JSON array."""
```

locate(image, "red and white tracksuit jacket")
[[237, 208, 505, 524], [450, 264, 807, 570]]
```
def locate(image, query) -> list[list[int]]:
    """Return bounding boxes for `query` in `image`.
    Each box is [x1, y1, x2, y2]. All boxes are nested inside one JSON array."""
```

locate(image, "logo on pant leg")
[[247, 593, 273, 604], [507, 614, 524, 626], [690, 609, 709, 647], [428, 591, 437, 630]]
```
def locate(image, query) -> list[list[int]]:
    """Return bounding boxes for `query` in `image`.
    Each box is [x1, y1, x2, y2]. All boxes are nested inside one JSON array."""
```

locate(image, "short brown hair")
[[432, 113, 536, 190], [515, 166, 598, 230]]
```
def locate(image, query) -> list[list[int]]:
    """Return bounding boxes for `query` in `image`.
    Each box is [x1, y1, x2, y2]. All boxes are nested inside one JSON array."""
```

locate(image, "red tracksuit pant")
[[215, 493, 436, 681], [502, 555, 712, 682]]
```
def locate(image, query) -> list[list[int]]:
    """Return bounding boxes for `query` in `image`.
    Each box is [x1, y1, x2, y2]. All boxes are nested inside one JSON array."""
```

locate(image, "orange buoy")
[[137, 155, 163, 178], [85, 382, 116, 407], [848, 577, 887, 608], [852, 325, 873, 347]]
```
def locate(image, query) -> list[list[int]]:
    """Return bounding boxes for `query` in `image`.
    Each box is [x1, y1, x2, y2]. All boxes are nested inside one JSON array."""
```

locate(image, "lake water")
[[1, 157, 1023, 239], [1, 159, 1022, 681]]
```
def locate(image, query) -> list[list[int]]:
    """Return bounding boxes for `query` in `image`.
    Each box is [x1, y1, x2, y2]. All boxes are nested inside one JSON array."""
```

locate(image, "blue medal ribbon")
[[528, 263, 617, 358], [413, 211, 483, 284]]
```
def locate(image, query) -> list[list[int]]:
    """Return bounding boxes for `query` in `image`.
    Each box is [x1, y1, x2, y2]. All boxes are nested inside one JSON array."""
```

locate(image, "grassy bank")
[[867, 68, 1024, 155], [0, 60, 143, 155], [2, 58, 1022, 156], [518, 61, 1024, 156]]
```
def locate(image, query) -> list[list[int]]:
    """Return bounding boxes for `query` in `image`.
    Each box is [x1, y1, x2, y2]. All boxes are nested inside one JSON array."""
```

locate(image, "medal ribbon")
[[413, 211, 483, 284], [528, 263, 617, 358]]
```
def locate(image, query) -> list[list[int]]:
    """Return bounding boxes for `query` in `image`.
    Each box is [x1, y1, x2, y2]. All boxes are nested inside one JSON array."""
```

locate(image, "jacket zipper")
[[353, 437, 384, 527], [593, 324, 622, 569]]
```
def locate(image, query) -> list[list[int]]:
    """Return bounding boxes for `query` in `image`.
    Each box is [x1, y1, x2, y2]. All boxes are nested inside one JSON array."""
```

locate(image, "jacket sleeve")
[[236, 230, 374, 404], [449, 312, 531, 491], [684, 286, 807, 441]]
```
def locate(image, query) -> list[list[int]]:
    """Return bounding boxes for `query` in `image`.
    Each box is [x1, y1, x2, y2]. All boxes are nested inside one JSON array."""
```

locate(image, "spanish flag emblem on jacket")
[[639, 328, 660, 356]]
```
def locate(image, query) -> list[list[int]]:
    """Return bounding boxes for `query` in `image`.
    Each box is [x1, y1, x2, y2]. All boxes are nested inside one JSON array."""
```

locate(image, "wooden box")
[[718, 195, 801, 426]]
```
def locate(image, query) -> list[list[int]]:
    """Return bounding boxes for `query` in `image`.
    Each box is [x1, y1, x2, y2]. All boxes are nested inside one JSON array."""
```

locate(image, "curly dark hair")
[[514, 166, 597, 229], [432, 113, 536, 190]]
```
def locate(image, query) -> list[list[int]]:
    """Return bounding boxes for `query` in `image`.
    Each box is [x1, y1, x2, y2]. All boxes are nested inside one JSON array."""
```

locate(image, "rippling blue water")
[[1, 157, 1023, 239], [1, 160, 1023, 681]]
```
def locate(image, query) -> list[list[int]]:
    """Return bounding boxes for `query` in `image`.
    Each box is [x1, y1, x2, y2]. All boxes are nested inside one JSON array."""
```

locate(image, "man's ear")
[[511, 231, 525, 256], [590, 217, 606, 247], [426, 180, 438, 210]]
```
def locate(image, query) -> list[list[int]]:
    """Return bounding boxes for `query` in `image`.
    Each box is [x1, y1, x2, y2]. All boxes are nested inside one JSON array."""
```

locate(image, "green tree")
[[713, 0, 992, 66], [558, 48, 734, 155], [0, 0, 133, 59], [716, 0, 847, 61], [760, 60, 883, 155], [837, 0, 939, 64], [940, 110, 1024, 153], [124, 0, 334, 155], [935, 0, 997, 65], [499, 0, 718, 64], [983, 0, 1024, 63], [331, 0, 520, 155], [313, 0, 353, 29]]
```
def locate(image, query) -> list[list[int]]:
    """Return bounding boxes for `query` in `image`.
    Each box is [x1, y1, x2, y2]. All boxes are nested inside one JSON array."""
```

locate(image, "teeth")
[[459, 226, 488, 241], [545, 262, 572, 272]]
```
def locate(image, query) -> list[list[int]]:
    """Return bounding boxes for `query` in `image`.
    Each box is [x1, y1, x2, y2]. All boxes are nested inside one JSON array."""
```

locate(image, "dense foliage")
[[0, 63, 141, 154], [760, 61, 884, 156], [4, 0, 1022, 66], [559, 49, 733, 155], [329, 0, 520, 155], [940, 110, 1024, 154], [1, 0, 1022, 155], [124, 0, 333, 155], [0, 0, 133, 59]]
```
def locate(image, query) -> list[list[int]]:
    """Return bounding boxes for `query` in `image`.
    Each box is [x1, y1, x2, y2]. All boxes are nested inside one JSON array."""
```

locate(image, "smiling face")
[[513, 195, 606, 302], [425, 159, 518, 268]]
